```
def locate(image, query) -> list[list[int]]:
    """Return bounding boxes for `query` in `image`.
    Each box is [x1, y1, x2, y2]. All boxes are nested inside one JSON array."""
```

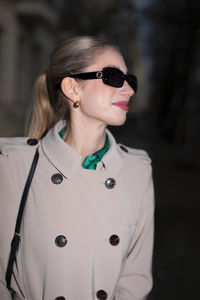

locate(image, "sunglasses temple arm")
[[54, 71, 103, 90], [69, 72, 100, 80]]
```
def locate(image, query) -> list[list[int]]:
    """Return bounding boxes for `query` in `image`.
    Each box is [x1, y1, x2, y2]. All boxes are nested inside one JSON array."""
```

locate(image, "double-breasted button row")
[[55, 235, 67, 247], [51, 173, 116, 190], [96, 289, 107, 299], [55, 290, 108, 300], [55, 234, 119, 248]]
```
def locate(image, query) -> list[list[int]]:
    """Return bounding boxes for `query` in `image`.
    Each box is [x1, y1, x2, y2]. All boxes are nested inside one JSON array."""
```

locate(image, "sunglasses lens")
[[103, 68, 124, 87], [103, 68, 137, 92], [127, 75, 137, 93]]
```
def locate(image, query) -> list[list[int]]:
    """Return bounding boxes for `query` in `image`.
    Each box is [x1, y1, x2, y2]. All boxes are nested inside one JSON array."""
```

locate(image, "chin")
[[107, 115, 127, 127]]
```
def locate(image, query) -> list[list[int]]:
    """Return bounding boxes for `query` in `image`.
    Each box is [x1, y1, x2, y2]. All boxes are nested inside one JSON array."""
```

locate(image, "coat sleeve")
[[0, 150, 21, 300], [114, 169, 155, 300]]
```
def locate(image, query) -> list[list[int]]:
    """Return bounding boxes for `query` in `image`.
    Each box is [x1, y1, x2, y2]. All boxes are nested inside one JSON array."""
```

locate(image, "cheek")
[[79, 81, 123, 123], [80, 82, 113, 107], [93, 85, 117, 108]]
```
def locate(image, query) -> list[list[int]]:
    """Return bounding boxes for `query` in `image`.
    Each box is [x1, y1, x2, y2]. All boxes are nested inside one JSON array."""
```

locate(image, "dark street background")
[[0, 0, 200, 299]]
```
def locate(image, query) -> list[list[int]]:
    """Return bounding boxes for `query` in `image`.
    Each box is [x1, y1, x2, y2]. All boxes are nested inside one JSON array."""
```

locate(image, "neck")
[[64, 121, 107, 161]]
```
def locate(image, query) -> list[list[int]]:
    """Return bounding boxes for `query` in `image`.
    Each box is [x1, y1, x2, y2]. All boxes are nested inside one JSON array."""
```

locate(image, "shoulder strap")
[[5, 147, 39, 290]]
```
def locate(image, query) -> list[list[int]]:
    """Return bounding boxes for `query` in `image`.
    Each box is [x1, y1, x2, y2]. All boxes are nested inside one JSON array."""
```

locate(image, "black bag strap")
[[5, 147, 39, 290]]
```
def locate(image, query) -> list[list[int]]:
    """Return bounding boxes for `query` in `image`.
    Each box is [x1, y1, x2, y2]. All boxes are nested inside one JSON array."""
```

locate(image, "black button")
[[51, 173, 63, 184], [96, 289, 107, 299], [55, 297, 65, 300], [105, 178, 116, 189], [27, 138, 38, 146], [120, 145, 128, 153], [55, 235, 67, 247], [109, 234, 120, 246]]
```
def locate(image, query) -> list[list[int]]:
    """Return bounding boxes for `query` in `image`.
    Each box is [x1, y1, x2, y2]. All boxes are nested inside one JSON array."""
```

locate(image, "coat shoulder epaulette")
[[117, 143, 151, 164], [0, 137, 39, 156]]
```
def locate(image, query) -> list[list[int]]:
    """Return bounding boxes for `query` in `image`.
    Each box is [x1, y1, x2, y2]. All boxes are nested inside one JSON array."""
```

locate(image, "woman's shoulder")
[[115, 143, 153, 193], [0, 137, 40, 177], [0, 137, 40, 199], [0, 137, 39, 156], [106, 129, 152, 169], [117, 143, 152, 165]]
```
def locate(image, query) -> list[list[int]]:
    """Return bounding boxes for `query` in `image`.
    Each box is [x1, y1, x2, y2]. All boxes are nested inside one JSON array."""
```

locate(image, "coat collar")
[[41, 120, 123, 179]]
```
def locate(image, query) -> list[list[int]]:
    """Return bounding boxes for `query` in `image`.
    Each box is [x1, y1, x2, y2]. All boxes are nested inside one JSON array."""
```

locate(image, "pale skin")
[[60, 47, 134, 161]]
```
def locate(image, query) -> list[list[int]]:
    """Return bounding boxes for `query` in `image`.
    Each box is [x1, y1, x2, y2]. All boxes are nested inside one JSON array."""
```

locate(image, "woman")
[[0, 36, 154, 300]]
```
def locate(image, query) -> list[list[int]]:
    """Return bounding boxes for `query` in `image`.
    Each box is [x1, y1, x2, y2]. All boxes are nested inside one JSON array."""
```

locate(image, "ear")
[[61, 77, 81, 103]]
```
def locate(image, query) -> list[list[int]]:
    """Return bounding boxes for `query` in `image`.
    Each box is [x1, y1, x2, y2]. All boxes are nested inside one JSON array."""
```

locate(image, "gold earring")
[[73, 101, 79, 108]]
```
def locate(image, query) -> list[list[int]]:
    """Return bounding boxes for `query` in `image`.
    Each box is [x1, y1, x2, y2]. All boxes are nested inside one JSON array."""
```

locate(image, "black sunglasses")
[[57, 67, 137, 93]]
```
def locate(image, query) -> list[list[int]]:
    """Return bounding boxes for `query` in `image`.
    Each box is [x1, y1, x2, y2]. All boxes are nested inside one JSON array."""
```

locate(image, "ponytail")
[[25, 74, 58, 139]]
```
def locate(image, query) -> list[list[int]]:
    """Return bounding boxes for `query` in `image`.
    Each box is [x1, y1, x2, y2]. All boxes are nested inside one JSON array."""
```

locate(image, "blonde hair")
[[26, 36, 116, 139], [26, 74, 57, 138]]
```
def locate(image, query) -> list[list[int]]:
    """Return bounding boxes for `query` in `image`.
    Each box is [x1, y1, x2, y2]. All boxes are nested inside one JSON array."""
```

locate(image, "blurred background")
[[0, 0, 200, 299]]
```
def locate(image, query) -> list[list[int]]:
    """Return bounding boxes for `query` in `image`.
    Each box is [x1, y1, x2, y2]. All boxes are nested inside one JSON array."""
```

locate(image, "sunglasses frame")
[[56, 67, 137, 93]]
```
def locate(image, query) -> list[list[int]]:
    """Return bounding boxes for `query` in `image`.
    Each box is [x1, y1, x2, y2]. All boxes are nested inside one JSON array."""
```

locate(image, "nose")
[[120, 80, 135, 97]]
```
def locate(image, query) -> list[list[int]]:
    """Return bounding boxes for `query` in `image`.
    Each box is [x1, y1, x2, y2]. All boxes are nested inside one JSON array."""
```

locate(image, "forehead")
[[86, 47, 127, 73]]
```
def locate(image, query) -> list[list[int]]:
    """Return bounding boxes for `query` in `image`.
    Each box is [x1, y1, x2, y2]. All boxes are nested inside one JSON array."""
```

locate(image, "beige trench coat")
[[0, 120, 154, 300]]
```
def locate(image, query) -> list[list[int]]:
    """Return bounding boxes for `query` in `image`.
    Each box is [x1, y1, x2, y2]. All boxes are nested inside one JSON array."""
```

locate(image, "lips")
[[112, 101, 129, 111]]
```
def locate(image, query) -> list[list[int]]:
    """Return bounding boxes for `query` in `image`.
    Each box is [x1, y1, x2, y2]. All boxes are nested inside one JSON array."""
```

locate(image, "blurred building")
[[0, 0, 58, 135]]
